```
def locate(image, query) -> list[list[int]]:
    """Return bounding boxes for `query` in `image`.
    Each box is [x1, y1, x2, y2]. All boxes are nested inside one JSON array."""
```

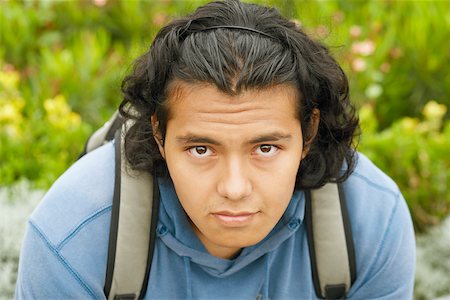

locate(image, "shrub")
[[282, 0, 450, 129], [0, 62, 91, 188], [359, 101, 450, 232]]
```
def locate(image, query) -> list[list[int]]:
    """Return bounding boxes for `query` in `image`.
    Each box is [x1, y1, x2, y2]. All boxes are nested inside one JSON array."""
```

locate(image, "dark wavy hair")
[[119, 0, 359, 189]]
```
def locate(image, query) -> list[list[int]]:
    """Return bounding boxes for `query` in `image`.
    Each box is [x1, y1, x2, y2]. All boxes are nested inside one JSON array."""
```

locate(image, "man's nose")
[[216, 157, 252, 201]]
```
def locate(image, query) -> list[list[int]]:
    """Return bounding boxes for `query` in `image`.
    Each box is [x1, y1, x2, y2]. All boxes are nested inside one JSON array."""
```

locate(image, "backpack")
[[81, 113, 356, 300]]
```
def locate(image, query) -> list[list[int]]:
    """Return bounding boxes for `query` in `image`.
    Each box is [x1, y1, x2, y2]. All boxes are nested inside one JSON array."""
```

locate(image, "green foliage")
[[0, 0, 449, 231], [284, 0, 450, 129], [0, 64, 91, 188], [359, 101, 450, 232]]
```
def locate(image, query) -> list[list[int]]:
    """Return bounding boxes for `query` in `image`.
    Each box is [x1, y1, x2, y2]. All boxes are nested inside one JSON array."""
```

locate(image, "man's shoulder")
[[342, 152, 415, 298], [344, 151, 409, 255], [29, 142, 115, 248], [343, 151, 405, 231], [342, 151, 408, 250], [346, 152, 401, 201]]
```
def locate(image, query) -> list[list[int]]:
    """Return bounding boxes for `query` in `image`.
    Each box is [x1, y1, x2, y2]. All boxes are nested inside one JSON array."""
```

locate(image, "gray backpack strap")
[[104, 124, 160, 300], [79, 111, 123, 157], [305, 183, 356, 299]]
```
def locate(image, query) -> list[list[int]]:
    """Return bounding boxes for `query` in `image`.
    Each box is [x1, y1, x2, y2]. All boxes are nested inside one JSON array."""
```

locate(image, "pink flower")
[[316, 25, 329, 39], [332, 11, 345, 24], [390, 47, 404, 59], [349, 25, 362, 39], [352, 58, 367, 72], [351, 40, 375, 56], [93, 0, 107, 7], [380, 62, 391, 73], [153, 13, 167, 27], [3, 64, 15, 72]]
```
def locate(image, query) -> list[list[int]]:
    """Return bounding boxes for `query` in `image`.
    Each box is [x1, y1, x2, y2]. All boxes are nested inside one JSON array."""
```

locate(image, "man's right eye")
[[188, 146, 213, 157]]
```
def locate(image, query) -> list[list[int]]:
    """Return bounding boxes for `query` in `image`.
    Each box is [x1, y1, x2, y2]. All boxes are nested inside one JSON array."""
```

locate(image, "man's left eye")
[[188, 146, 213, 157], [255, 145, 279, 157]]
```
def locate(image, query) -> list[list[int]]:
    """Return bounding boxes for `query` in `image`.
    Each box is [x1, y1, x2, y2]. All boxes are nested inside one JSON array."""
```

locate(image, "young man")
[[15, 0, 415, 299]]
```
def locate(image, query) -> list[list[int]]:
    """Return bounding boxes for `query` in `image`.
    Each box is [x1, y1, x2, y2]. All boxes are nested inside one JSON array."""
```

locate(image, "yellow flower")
[[401, 117, 419, 132], [0, 103, 18, 122], [422, 100, 447, 122], [44, 95, 71, 116], [0, 98, 25, 123], [2, 124, 22, 138], [0, 99, 24, 139], [68, 112, 81, 126], [44, 95, 82, 129], [420, 101, 447, 133], [0, 70, 20, 90]]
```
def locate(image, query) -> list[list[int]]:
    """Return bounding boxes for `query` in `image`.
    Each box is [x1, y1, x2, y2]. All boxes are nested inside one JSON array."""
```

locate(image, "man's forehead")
[[165, 79, 300, 107], [163, 83, 300, 129], [163, 80, 302, 146]]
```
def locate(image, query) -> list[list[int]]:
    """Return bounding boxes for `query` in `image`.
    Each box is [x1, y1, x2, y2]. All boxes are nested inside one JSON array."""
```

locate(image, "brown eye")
[[255, 145, 279, 157], [195, 146, 207, 155], [260, 145, 272, 153], [188, 146, 212, 157]]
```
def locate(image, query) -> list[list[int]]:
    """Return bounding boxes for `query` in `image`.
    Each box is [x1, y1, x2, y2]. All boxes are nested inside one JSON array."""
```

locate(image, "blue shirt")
[[15, 141, 415, 299]]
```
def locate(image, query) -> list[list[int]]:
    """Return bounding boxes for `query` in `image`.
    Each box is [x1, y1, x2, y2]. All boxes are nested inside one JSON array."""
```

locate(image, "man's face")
[[155, 81, 305, 259]]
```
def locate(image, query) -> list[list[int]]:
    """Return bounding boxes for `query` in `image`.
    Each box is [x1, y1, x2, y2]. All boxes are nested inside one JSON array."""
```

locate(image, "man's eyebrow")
[[176, 132, 292, 146], [176, 134, 221, 145], [248, 133, 292, 144]]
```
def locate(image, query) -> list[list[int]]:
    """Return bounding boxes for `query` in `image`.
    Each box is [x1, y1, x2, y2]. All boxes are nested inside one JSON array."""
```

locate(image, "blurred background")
[[0, 0, 449, 298]]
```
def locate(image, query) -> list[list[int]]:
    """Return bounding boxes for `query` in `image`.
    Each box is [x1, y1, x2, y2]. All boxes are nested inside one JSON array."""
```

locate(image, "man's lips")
[[211, 211, 258, 227]]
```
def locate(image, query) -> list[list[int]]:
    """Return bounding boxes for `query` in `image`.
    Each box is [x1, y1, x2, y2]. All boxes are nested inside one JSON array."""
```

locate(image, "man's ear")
[[151, 114, 165, 159], [301, 109, 320, 159]]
